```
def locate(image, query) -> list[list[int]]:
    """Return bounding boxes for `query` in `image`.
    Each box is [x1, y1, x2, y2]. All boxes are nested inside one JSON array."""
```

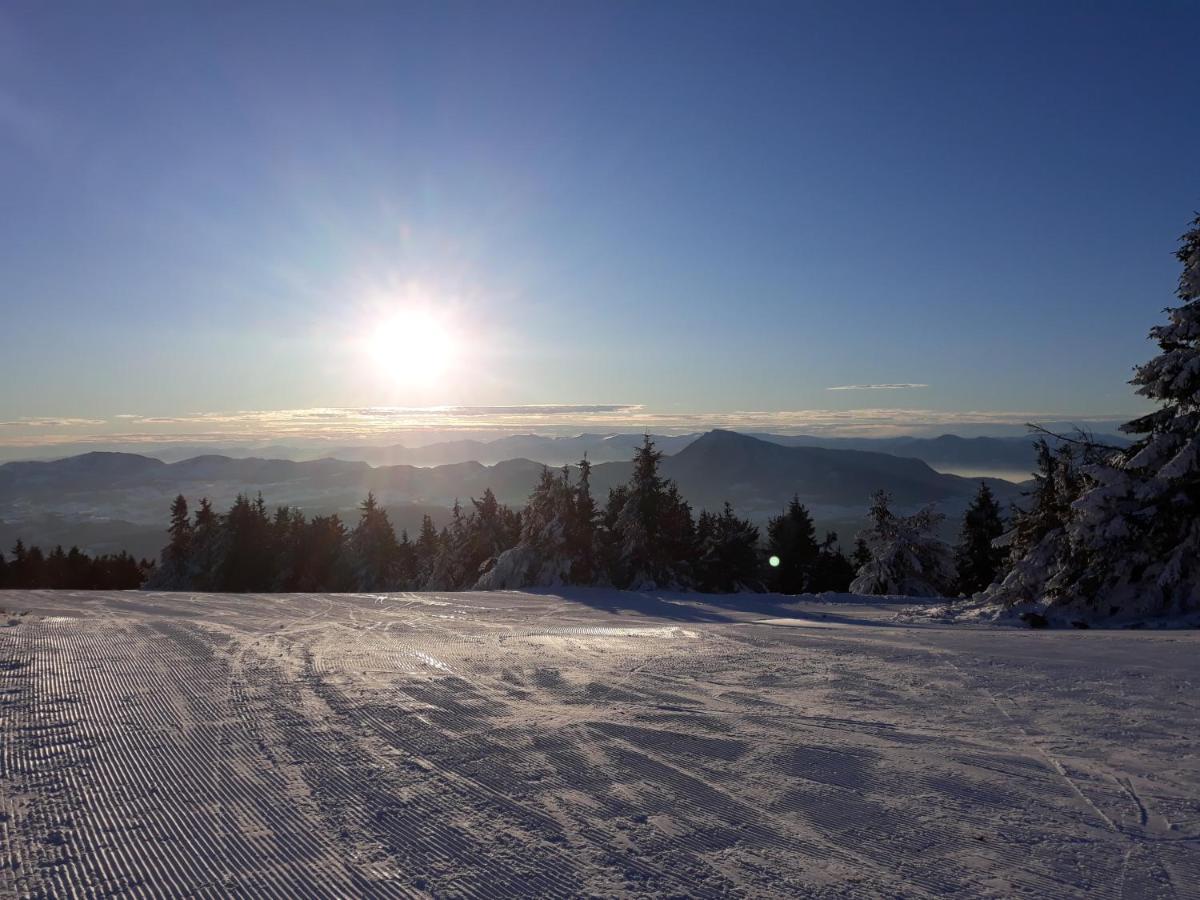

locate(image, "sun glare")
[[367, 310, 457, 386]]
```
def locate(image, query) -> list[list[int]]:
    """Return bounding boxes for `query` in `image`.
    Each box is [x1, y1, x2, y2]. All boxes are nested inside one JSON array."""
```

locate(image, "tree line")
[[140, 431, 1021, 598], [0, 444, 1049, 601], [145, 440, 862, 594], [0, 541, 153, 590]]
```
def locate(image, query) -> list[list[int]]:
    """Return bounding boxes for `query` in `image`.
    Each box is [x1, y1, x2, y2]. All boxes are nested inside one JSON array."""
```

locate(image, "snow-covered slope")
[[1, 589, 1196, 897]]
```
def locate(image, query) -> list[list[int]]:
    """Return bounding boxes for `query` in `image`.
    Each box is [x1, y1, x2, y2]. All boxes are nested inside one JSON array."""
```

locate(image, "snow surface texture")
[[1, 589, 1198, 898]]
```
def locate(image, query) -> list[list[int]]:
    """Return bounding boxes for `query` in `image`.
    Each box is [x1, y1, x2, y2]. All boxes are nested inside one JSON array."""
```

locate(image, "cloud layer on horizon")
[[0, 404, 1141, 450], [826, 383, 929, 391]]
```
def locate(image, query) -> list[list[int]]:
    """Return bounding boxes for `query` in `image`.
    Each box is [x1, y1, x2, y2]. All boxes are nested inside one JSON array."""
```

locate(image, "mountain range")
[[0, 430, 1025, 559]]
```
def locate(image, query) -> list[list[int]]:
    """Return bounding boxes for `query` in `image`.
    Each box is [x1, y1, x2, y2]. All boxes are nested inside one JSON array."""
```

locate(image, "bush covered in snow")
[[850, 491, 957, 597]]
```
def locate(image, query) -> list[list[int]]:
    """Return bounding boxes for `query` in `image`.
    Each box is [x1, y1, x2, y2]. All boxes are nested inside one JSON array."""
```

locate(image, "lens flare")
[[768, 555, 781, 568]]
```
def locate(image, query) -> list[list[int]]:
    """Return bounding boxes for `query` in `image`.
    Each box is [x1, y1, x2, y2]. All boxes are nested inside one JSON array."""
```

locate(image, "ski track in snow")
[[0, 589, 1197, 898]]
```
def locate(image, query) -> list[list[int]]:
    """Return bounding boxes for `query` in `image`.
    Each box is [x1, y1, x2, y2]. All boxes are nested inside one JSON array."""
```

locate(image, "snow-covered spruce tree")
[[850, 491, 957, 597], [979, 440, 1081, 608], [1046, 217, 1200, 617], [475, 467, 577, 589], [954, 482, 1006, 594], [458, 488, 521, 584], [982, 219, 1200, 618]]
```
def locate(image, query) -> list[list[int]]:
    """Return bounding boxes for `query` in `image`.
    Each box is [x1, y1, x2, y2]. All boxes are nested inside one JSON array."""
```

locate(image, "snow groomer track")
[[2, 590, 1197, 898]]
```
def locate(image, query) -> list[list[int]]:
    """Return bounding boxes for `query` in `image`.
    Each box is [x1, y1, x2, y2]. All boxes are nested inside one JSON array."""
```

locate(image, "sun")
[[367, 310, 457, 386]]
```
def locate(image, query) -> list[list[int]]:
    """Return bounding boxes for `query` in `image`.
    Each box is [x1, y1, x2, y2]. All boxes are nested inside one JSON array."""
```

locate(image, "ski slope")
[[1, 589, 1197, 898]]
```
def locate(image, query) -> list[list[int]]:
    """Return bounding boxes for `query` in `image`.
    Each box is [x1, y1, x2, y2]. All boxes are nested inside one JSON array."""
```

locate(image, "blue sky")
[[1, 1, 1197, 444]]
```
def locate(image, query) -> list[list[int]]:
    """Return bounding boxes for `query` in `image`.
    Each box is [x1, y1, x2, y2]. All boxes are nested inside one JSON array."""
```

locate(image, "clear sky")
[[1, 1, 1197, 446]]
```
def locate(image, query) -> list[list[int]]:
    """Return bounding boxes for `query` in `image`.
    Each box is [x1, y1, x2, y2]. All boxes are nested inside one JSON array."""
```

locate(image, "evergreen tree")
[[296, 514, 353, 592], [955, 482, 1006, 594], [166, 494, 192, 567], [189, 498, 222, 591], [765, 495, 820, 593], [850, 491, 957, 597], [425, 501, 469, 589], [395, 529, 418, 590], [146, 494, 194, 589], [476, 467, 577, 589], [218, 493, 274, 592], [351, 492, 401, 590], [696, 503, 762, 592], [990, 216, 1200, 617], [851, 536, 871, 572], [44, 545, 68, 589], [566, 456, 597, 583], [24, 545, 45, 588], [981, 439, 1084, 609], [272, 507, 308, 591], [414, 514, 441, 585], [9, 540, 29, 589], [597, 484, 629, 584], [65, 546, 91, 589], [461, 488, 521, 583], [810, 532, 856, 593], [606, 435, 694, 589]]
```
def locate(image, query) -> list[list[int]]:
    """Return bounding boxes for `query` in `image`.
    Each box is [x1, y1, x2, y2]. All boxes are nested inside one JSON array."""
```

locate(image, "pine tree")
[[476, 467, 577, 589], [9, 540, 29, 589], [65, 546, 90, 589], [850, 491, 957, 597], [166, 493, 191, 563], [566, 456, 597, 583], [851, 536, 871, 572], [414, 514, 441, 585], [271, 506, 307, 591], [189, 498, 222, 591], [994, 215, 1200, 617], [425, 500, 469, 589], [45, 546, 68, 589], [298, 514, 353, 592], [765, 495, 820, 594], [955, 482, 1006, 594], [24, 545, 45, 588], [979, 441, 1081, 610], [351, 492, 401, 591], [810, 532, 856, 593], [396, 529, 418, 589], [146, 494, 194, 589], [695, 503, 762, 592], [607, 435, 694, 589], [218, 493, 274, 592], [461, 488, 520, 583]]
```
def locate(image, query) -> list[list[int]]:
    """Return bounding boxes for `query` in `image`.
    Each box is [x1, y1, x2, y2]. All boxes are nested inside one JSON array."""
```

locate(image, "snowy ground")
[[1, 589, 1197, 898]]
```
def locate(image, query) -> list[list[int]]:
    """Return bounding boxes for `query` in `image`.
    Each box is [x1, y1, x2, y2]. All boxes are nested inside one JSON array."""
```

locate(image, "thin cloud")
[[0, 405, 1141, 448], [0, 417, 107, 427], [827, 383, 929, 391]]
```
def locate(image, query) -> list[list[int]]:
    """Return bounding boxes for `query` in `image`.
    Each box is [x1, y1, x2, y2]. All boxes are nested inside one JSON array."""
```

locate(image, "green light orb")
[[768, 555, 781, 568]]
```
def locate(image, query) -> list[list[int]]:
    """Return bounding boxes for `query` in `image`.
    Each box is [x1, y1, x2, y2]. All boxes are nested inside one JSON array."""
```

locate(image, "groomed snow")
[[1, 589, 1197, 897]]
